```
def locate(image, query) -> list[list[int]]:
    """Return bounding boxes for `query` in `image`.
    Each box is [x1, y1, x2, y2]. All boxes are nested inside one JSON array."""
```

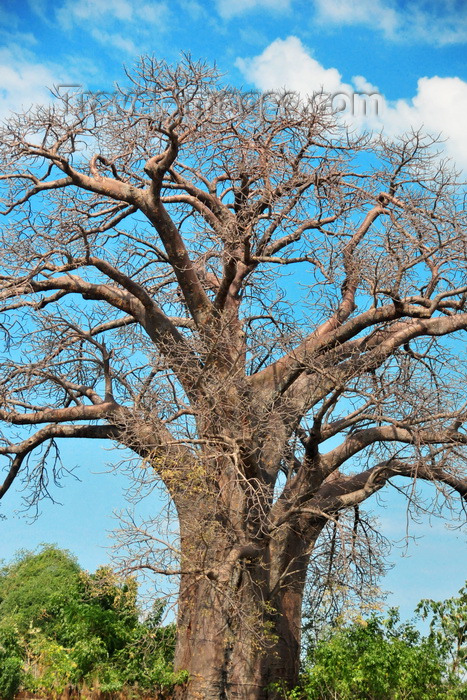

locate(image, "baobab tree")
[[0, 57, 466, 699]]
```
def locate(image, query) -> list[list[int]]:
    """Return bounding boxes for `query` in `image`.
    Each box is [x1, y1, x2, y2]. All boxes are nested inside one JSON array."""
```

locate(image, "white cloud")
[[314, 0, 398, 36], [0, 46, 70, 120], [351, 75, 379, 94], [135, 2, 168, 23], [312, 0, 467, 46], [178, 0, 207, 21], [381, 76, 467, 166], [57, 0, 134, 28], [236, 36, 348, 95], [26, 0, 48, 21], [216, 0, 291, 20], [237, 36, 467, 170], [55, 0, 170, 52], [0, 29, 38, 48], [90, 28, 139, 55]]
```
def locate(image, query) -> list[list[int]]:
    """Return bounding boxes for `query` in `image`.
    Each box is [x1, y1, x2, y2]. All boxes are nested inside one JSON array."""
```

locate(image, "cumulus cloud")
[[313, 0, 467, 46], [382, 76, 467, 152], [236, 36, 349, 95], [216, 0, 291, 20], [237, 36, 467, 170]]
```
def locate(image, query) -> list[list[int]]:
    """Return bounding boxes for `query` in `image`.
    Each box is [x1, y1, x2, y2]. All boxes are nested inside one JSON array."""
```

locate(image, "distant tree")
[[1, 57, 466, 698], [296, 608, 467, 700], [0, 545, 81, 630], [0, 546, 179, 697], [417, 583, 467, 677]]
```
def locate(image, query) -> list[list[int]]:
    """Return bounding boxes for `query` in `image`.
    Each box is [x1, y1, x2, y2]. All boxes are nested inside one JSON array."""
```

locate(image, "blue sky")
[[0, 0, 466, 618]]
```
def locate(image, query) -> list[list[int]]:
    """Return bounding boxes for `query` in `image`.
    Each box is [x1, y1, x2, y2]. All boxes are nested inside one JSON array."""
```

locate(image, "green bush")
[[417, 583, 467, 678], [293, 606, 467, 700], [0, 545, 81, 632], [0, 546, 179, 697], [0, 624, 23, 700]]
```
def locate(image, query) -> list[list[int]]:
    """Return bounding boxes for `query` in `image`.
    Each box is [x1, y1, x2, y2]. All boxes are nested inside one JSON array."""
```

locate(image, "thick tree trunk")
[[173, 535, 310, 699], [170, 416, 323, 699]]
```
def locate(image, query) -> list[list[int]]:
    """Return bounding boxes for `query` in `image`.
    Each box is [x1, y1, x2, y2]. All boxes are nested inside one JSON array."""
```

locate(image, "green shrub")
[[0, 546, 179, 697], [293, 607, 467, 700]]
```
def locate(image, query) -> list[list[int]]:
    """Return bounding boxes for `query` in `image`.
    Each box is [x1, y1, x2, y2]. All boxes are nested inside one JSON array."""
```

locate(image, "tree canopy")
[[297, 603, 467, 700]]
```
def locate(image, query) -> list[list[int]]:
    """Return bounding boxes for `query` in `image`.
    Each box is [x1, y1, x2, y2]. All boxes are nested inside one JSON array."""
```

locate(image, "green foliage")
[[0, 545, 181, 697], [0, 623, 23, 699], [4, 545, 465, 700], [0, 545, 81, 632], [417, 583, 467, 676], [291, 603, 467, 700], [22, 633, 77, 698]]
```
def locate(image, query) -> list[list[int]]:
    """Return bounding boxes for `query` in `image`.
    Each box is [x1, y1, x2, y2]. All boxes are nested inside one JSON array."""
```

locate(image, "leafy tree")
[[296, 608, 467, 700], [417, 583, 467, 677], [0, 546, 81, 698], [0, 546, 179, 696], [1, 57, 467, 697], [0, 624, 23, 700], [0, 545, 81, 631]]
